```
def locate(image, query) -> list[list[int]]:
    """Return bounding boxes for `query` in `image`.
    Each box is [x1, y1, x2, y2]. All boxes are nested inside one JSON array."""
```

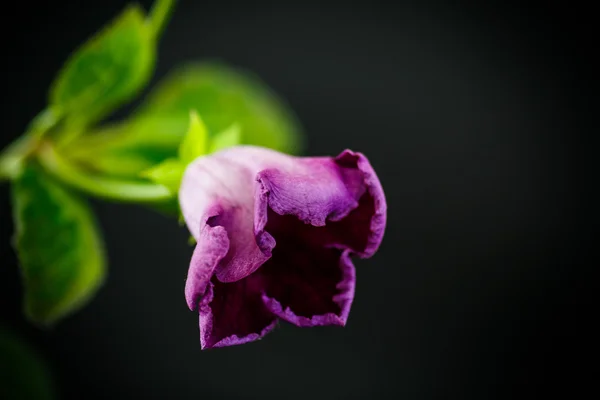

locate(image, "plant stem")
[[27, 107, 61, 140], [0, 108, 61, 181], [0, 136, 33, 181], [37, 144, 173, 203], [149, 0, 176, 39]]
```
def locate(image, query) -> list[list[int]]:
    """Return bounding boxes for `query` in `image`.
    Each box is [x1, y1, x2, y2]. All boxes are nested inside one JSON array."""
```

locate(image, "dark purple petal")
[[198, 274, 277, 349], [260, 225, 356, 326], [253, 150, 386, 326], [254, 150, 386, 255], [333, 150, 387, 257], [179, 146, 386, 346]]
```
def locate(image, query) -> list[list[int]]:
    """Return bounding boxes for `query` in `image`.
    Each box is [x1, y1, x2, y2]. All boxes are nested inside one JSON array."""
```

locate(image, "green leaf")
[[139, 114, 241, 196], [49, 4, 155, 131], [148, 0, 176, 39], [135, 61, 304, 154], [11, 165, 106, 326], [61, 115, 186, 179], [209, 123, 241, 154], [73, 151, 161, 178], [140, 158, 185, 194], [59, 61, 304, 182], [37, 144, 172, 203], [178, 111, 207, 163], [0, 327, 55, 400]]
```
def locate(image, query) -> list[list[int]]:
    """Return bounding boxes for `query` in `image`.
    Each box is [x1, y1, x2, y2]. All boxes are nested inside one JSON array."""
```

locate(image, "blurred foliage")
[[137, 62, 302, 154], [0, 0, 150, 328], [0, 0, 305, 326], [0, 327, 55, 400], [141, 111, 241, 195], [50, 5, 155, 135], [178, 110, 209, 165], [64, 62, 303, 180], [12, 165, 106, 326]]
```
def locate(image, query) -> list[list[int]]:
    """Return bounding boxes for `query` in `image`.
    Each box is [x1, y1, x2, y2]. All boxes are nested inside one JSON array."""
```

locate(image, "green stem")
[[27, 107, 61, 140], [0, 108, 61, 181], [37, 144, 173, 203], [149, 0, 176, 39], [0, 135, 33, 181]]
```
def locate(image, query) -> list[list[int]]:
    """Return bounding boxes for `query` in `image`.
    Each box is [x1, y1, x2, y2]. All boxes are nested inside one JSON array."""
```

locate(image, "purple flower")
[[179, 146, 386, 349]]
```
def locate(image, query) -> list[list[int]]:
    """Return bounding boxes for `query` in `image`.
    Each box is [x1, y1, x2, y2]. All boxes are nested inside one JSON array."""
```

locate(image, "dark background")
[[0, 1, 590, 399]]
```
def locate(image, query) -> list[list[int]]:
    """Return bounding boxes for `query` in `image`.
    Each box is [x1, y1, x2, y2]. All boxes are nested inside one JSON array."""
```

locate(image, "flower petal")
[[333, 149, 387, 257], [180, 146, 386, 329], [255, 149, 386, 257], [184, 206, 229, 311], [179, 153, 275, 284], [257, 208, 359, 326], [199, 274, 277, 349], [260, 239, 356, 327], [254, 150, 386, 326]]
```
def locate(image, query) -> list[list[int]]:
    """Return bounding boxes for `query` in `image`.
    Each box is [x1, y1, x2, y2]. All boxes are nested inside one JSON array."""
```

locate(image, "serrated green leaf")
[[209, 124, 241, 154], [11, 165, 106, 326], [135, 61, 304, 154], [178, 111, 207, 163], [0, 327, 55, 400], [140, 158, 185, 194], [49, 4, 155, 130]]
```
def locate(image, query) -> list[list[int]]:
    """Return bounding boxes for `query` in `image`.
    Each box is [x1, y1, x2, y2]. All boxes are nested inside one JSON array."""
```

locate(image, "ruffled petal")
[[184, 212, 229, 311], [254, 150, 386, 326], [179, 153, 275, 284], [255, 149, 386, 257], [179, 146, 386, 340], [260, 240, 356, 327], [332, 150, 387, 257], [198, 274, 277, 349]]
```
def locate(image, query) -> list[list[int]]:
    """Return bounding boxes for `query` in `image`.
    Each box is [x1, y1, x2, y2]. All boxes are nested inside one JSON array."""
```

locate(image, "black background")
[[0, 1, 590, 399]]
